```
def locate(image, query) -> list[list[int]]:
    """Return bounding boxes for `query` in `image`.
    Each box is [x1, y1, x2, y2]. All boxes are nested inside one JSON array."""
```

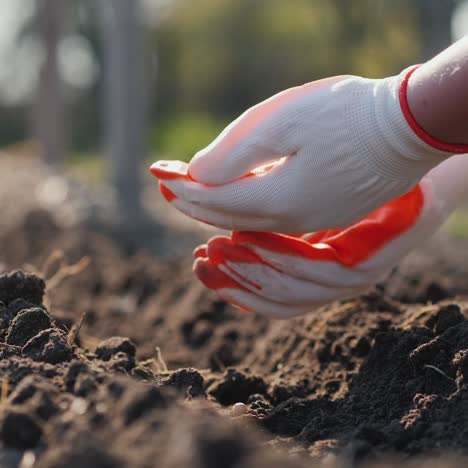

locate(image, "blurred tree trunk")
[[99, 0, 147, 218], [32, 0, 67, 168], [415, 0, 456, 60]]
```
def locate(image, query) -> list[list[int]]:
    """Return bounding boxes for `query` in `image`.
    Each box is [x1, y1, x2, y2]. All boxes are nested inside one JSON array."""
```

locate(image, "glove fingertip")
[[150, 160, 189, 180], [193, 244, 207, 259], [193, 258, 245, 291]]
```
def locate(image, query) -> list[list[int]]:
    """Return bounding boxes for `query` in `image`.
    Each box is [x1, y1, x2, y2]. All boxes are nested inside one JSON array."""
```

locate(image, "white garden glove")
[[150, 67, 468, 234], [191, 155, 468, 318]]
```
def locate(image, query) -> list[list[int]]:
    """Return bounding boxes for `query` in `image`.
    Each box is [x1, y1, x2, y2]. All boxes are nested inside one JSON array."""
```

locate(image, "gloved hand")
[[191, 155, 468, 318], [150, 67, 467, 234]]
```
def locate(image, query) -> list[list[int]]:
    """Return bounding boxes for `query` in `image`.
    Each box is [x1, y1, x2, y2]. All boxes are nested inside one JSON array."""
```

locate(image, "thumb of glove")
[[186, 83, 327, 184]]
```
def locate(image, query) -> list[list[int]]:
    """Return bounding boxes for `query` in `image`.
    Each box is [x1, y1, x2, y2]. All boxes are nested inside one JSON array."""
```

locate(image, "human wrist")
[[405, 37, 468, 149], [401, 65, 468, 153]]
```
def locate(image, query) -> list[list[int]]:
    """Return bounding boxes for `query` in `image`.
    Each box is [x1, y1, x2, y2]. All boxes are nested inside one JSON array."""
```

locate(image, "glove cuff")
[[345, 71, 446, 181], [399, 65, 468, 154], [358, 67, 449, 181]]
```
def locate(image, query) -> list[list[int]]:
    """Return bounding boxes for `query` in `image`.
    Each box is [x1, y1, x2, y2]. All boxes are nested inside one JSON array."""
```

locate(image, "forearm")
[[407, 36, 468, 146]]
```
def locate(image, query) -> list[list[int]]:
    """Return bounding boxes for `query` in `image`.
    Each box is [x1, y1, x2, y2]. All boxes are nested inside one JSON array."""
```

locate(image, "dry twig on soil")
[[67, 312, 87, 346], [154, 346, 169, 373]]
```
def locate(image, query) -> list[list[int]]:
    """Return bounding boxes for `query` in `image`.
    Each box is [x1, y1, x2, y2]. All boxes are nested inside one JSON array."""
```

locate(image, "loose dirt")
[[1, 207, 468, 468]]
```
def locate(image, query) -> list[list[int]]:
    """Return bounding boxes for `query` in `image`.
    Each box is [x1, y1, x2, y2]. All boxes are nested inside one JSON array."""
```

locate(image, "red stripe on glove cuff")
[[399, 66, 468, 154]]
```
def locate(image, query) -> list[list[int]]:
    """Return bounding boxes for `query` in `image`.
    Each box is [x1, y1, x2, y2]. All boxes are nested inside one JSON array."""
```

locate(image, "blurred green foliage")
[[69, 112, 227, 180], [154, 0, 421, 123], [150, 113, 228, 162], [148, 0, 422, 160]]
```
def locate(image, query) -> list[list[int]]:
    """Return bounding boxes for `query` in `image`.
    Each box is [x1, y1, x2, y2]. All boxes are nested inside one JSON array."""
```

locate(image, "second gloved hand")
[[191, 155, 468, 318]]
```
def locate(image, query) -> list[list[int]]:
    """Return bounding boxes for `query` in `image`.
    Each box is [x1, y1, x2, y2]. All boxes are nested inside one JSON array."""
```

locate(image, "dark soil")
[[1, 209, 468, 467]]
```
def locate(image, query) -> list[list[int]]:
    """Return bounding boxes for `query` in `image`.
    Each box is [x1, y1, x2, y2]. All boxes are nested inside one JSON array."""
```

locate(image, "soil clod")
[[6, 307, 51, 347], [22, 328, 74, 364], [0, 271, 45, 306], [2, 205, 468, 467], [162, 367, 205, 397]]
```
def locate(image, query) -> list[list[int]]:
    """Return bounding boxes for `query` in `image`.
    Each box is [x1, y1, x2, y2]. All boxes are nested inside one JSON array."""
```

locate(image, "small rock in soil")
[[231, 402, 248, 417], [95, 336, 136, 361], [208, 368, 267, 405], [0, 409, 42, 449], [22, 328, 73, 364], [6, 307, 52, 346]]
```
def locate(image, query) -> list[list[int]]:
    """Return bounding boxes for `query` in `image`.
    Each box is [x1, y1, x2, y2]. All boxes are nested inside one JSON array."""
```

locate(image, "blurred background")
[[0, 0, 467, 252]]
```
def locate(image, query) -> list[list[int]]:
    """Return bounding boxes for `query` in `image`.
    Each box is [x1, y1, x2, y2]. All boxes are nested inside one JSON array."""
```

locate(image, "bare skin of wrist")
[[407, 36, 468, 146]]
